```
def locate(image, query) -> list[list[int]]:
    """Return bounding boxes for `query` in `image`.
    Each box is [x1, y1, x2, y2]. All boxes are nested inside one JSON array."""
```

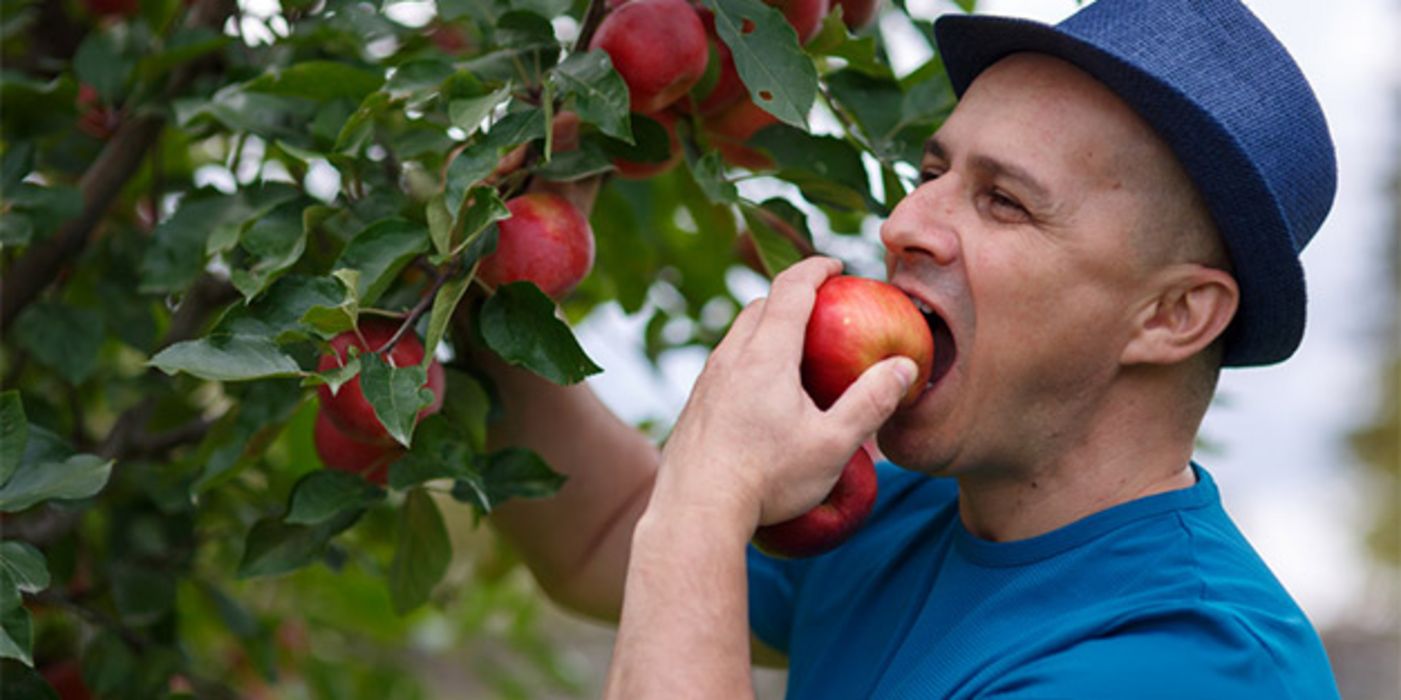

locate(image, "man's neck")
[[953, 386, 1200, 542]]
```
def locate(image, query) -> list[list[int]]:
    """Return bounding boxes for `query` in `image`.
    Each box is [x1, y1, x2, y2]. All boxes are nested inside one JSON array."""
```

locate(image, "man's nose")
[[879, 176, 962, 267]]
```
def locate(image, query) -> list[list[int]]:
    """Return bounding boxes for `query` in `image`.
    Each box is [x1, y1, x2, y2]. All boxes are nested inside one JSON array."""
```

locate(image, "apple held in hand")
[[316, 318, 446, 444], [801, 275, 934, 410], [478, 192, 596, 300], [590, 0, 710, 115], [313, 411, 402, 485], [753, 445, 877, 558]]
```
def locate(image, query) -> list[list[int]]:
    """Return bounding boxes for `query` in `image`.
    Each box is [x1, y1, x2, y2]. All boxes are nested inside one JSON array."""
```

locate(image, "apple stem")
[[573, 0, 608, 52]]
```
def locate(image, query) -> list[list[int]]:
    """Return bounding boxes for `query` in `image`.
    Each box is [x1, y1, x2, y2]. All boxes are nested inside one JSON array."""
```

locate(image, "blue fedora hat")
[[934, 0, 1337, 367]]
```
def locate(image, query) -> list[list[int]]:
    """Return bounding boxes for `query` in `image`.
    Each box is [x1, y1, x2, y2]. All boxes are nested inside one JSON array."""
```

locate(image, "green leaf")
[[687, 150, 739, 204], [137, 27, 229, 79], [150, 334, 302, 382], [387, 415, 475, 490], [3, 183, 82, 244], [532, 140, 615, 182], [748, 126, 880, 212], [450, 186, 509, 256], [286, 470, 386, 525], [297, 270, 361, 338], [0, 661, 52, 694], [0, 541, 48, 597], [301, 356, 360, 395], [237, 508, 362, 578], [230, 200, 308, 302], [359, 353, 431, 448], [422, 274, 471, 368], [217, 275, 345, 339], [0, 392, 27, 486], [73, 29, 132, 103], [447, 86, 512, 139], [468, 447, 566, 512], [441, 369, 491, 453], [426, 194, 454, 258], [742, 204, 805, 277], [0, 454, 112, 513], [0, 606, 32, 666], [807, 13, 887, 78], [479, 282, 602, 385], [551, 50, 632, 143], [388, 489, 451, 614], [334, 218, 430, 306], [445, 109, 547, 212], [139, 194, 236, 293], [245, 60, 385, 102], [1, 141, 34, 192], [706, 0, 817, 128], [12, 302, 103, 385]]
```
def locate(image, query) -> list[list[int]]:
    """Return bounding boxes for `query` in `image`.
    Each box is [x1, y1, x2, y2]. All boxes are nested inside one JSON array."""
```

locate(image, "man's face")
[[876, 52, 1169, 477]]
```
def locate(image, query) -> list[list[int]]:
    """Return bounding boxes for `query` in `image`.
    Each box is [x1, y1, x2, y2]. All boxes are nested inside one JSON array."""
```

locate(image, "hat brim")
[[933, 14, 1306, 367]]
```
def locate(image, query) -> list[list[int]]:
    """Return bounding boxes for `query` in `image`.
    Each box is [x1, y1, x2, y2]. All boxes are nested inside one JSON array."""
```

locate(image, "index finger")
[[754, 257, 843, 359]]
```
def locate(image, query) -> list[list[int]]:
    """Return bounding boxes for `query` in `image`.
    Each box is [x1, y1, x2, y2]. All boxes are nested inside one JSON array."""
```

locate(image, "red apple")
[[768, 0, 829, 44], [831, 0, 880, 30], [426, 23, 472, 56], [701, 96, 780, 170], [801, 275, 934, 410], [316, 319, 446, 444], [752, 444, 877, 558], [313, 410, 402, 485], [613, 111, 682, 179], [41, 659, 92, 700], [590, 0, 710, 115], [75, 84, 117, 140], [478, 192, 595, 300]]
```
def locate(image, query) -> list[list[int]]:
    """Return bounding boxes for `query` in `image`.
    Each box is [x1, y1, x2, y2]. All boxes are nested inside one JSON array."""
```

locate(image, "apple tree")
[[0, 0, 966, 694]]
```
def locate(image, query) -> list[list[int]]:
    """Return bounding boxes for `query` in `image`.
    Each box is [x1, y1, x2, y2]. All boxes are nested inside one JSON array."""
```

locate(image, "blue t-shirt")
[[747, 463, 1340, 699]]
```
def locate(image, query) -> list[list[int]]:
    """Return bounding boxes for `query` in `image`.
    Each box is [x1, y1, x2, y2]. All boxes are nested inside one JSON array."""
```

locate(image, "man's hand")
[[652, 256, 919, 532], [604, 257, 917, 699]]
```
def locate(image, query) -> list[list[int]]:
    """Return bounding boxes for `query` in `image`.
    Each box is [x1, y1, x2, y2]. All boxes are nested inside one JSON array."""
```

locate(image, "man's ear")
[[1121, 265, 1239, 366]]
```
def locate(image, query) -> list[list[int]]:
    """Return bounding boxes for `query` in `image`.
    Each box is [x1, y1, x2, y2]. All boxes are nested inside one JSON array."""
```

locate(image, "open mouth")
[[908, 295, 957, 389]]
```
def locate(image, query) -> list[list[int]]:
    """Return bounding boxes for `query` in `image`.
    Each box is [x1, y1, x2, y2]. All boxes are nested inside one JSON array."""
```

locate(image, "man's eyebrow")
[[923, 136, 1053, 204]]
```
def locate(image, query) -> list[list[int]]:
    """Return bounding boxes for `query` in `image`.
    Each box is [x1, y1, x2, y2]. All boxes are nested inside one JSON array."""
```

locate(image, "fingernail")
[[892, 357, 918, 388]]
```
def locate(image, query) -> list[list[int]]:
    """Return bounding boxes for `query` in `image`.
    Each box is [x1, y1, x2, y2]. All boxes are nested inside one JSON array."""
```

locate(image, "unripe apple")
[[613, 111, 682, 179], [590, 0, 710, 115], [316, 319, 446, 443], [478, 192, 596, 300], [801, 275, 934, 410], [752, 445, 877, 558], [313, 410, 402, 485], [831, 0, 880, 30], [701, 96, 780, 170]]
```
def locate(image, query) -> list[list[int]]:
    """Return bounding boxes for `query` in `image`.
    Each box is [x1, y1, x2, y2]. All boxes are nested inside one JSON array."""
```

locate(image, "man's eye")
[[918, 169, 943, 184], [988, 191, 1031, 220]]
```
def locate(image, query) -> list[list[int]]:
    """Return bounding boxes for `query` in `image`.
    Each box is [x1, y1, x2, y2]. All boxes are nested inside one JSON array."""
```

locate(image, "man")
[[480, 0, 1342, 697]]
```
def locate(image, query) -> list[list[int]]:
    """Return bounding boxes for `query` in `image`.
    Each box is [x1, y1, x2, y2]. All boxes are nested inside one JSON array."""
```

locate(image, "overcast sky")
[[576, 0, 1401, 631]]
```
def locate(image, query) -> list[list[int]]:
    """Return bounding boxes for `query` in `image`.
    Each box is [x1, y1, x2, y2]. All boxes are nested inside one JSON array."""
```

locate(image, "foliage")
[[0, 0, 963, 695]]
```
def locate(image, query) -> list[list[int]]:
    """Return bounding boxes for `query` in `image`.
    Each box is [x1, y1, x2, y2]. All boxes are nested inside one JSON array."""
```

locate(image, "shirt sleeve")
[[746, 543, 801, 654], [978, 606, 1338, 700]]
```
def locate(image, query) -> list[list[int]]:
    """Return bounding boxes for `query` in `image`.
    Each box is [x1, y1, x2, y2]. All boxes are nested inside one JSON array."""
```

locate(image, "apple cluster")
[[312, 319, 446, 484], [591, 0, 882, 175], [754, 275, 933, 558]]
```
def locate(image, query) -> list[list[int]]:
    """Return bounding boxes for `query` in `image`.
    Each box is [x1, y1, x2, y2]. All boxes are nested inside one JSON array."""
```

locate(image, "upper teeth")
[[910, 296, 933, 314]]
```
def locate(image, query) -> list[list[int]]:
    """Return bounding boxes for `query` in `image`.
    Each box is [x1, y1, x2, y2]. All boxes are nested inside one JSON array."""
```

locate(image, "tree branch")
[[0, 0, 237, 333]]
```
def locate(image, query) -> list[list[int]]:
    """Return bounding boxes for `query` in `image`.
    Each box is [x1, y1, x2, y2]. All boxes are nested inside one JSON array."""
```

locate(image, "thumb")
[[824, 356, 919, 439]]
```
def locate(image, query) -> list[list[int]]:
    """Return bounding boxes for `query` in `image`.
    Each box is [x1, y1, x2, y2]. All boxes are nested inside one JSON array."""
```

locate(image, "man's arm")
[[603, 258, 918, 698], [473, 347, 659, 622]]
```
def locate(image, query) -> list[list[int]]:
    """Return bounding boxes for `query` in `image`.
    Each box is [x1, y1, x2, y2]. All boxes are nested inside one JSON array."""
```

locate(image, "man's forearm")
[[474, 348, 660, 621], [605, 497, 757, 700]]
